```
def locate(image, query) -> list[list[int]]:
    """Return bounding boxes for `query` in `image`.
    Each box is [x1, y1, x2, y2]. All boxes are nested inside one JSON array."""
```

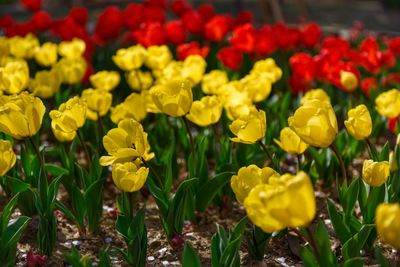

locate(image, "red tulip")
[[143, 6, 166, 23], [272, 23, 301, 50], [301, 22, 321, 48], [133, 22, 166, 47], [361, 77, 377, 96], [21, 0, 41, 12], [144, 0, 167, 8], [0, 15, 13, 29], [289, 53, 316, 82], [230, 23, 256, 53], [387, 37, 400, 55], [69, 6, 88, 26], [204, 15, 233, 42], [31, 11, 51, 31], [289, 73, 312, 95], [52, 17, 87, 40], [254, 25, 276, 56], [170, 0, 191, 16], [182, 9, 203, 34], [176, 42, 209, 61], [165, 20, 186, 45], [234, 10, 253, 26], [94, 6, 123, 41], [217, 47, 243, 71], [198, 3, 215, 22], [122, 4, 143, 30]]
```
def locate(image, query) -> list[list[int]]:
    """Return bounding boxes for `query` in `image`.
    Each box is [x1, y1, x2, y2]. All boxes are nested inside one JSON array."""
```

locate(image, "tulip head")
[[375, 89, 400, 119], [145, 45, 172, 70], [81, 89, 112, 120], [29, 69, 62, 99], [376, 203, 400, 249], [55, 57, 87, 85], [58, 38, 86, 59], [186, 96, 222, 127], [250, 58, 282, 83], [201, 70, 229, 95], [344, 104, 372, 140], [0, 139, 16, 176], [362, 159, 390, 187], [90, 71, 120, 91], [274, 127, 309, 154], [229, 109, 266, 144], [301, 88, 330, 105], [181, 55, 207, 85], [126, 70, 153, 91], [34, 42, 58, 67], [112, 45, 147, 71], [112, 162, 149, 192], [241, 73, 272, 102], [110, 93, 147, 123], [340, 70, 358, 92], [0, 60, 29, 95]]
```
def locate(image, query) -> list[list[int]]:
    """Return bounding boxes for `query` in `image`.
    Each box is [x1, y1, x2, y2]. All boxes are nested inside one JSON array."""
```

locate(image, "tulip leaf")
[[147, 176, 169, 217], [0, 193, 20, 233], [4, 177, 30, 194], [326, 198, 352, 244], [313, 221, 338, 266], [44, 163, 69, 177], [378, 142, 390, 162], [374, 247, 391, 267], [301, 246, 319, 267], [343, 179, 359, 217], [342, 224, 374, 261], [342, 258, 364, 267], [365, 185, 385, 224], [182, 242, 202, 267]]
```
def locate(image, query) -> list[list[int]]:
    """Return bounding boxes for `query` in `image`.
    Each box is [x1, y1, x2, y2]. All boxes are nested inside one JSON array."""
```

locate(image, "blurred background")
[[1, 0, 400, 34]]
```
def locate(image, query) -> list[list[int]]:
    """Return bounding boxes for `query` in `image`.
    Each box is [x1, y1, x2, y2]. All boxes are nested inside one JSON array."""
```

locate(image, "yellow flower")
[[0, 139, 16, 176], [81, 89, 112, 121], [231, 165, 279, 204], [145, 45, 172, 70], [0, 60, 29, 94], [201, 70, 229, 95], [219, 82, 252, 120], [376, 203, 400, 249], [112, 45, 147, 71], [241, 73, 272, 102], [0, 92, 46, 139], [126, 70, 153, 91], [344, 104, 372, 140], [0, 37, 10, 58], [362, 159, 390, 186], [150, 79, 192, 117], [49, 96, 87, 136], [29, 69, 62, 99], [250, 58, 282, 83], [274, 127, 309, 154], [389, 151, 398, 172], [8, 34, 39, 59], [340, 71, 358, 92], [52, 127, 76, 142], [155, 61, 183, 82], [244, 171, 316, 233], [90, 71, 120, 91], [55, 57, 87, 85], [229, 109, 266, 144], [186, 96, 222, 127], [58, 38, 86, 59], [142, 90, 160, 114], [288, 99, 338, 148], [112, 162, 149, 192], [34, 42, 58, 67], [111, 93, 147, 123], [181, 55, 206, 85], [375, 89, 400, 119], [301, 89, 330, 105], [100, 119, 154, 166]]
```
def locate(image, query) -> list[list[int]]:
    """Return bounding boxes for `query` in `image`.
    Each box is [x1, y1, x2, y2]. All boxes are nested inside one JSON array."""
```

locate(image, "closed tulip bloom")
[[150, 79, 193, 117], [34, 42, 58, 67], [29, 69, 62, 99], [362, 159, 390, 186], [126, 70, 153, 91], [8, 34, 39, 59], [301, 89, 330, 105], [81, 89, 112, 121], [376, 203, 400, 249], [112, 45, 147, 71], [58, 38, 86, 59], [100, 119, 154, 166], [389, 151, 398, 172], [145, 45, 172, 70], [55, 57, 87, 85], [52, 127, 76, 142], [344, 104, 372, 140], [241, 73, 272, 102], [0, 92, 46, 139], [230, 109, 266, 144], [289, 99, 338, 148], [250, 58, 282, 83], [142, 90, 160, 114], [181, 55, 207, 85], [274, 127, 309, 154], [375, 89, 400, 118], [340, 71, 358, 92], [231, 165, 279, 204], [186, 96, 222, 127], [244, 171, 316, 233], [201, 70, 229, 95], [0, 60, 29, 94], [155, 61, 183, 82], [112, 162, 149, 192], [90, 71, 120, 91], [0, 139, 16, 176], [49, 96, 87, 135], [111, 93, 147, 123]]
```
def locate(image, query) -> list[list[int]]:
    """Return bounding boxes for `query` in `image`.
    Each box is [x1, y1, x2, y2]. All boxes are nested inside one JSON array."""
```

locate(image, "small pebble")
[[162, 261, 169, 266], [104, 237, 113, 244], [147, 256, 155, 261]]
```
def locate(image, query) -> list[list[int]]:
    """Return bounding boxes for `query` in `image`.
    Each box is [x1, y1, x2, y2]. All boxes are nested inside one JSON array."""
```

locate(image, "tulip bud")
[[145, 45, 172, 70], [0, 139, 16, 176], [301, 88, 330, 105], [8, 34, 39, 59], [250, 58, 282, 83], [229, 109, 266, 144], [55, 57, 87, 85], [201, 70, 229, 95], [340, 70, 358, 92], [186, 96, 222, 127], [112, 45, 147, 71], [376, 203, 400, 249], [362, 159, 390, 186], [0, 60, 29, 94], [389, 151, 398, 172], [58, 38, 86, 59], [29, 69, 62, 99], [274, 127, 309, 154], [181, 55, 206, 85], [344, 104, 372, 140], [51, 127, 76, 142], [111, 93, 147, 123], [34, 42, 58, 67], [375, 89, 400, 119], [90, 71, 120, 91], [81, 89, 112, 121], [241, 73, 272, 102], [126, 70, 153, 91], [289, 99, 338, 148], [112, 162, 149, 192]]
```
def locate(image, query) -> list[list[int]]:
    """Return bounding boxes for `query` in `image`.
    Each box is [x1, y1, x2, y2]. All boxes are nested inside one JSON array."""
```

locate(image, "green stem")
[[258, 141, 276, 169], [329, 144, 348, 184], [365, 138, 377, 160], [291, 227, 320, 261], [182, 117, 195, 156], [211, 124, 220, 144], [142, 159, 163, 188], [29, 137, 45, 168], [129, 192, 137, 218], [77, 130, 91, 166]]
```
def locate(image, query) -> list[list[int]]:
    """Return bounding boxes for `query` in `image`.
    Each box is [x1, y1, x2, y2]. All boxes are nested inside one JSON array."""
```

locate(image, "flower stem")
[[329, 144, 348, 184], [29, 137, 45, 168], [182, 117, 195, 156], [258, 141, 277, 169], [291, 227, 320, 261], [142, 159, 163, 189], [365, 138, 377, 160], [129, 192, 137, 218], [77, 130, 91, 166]]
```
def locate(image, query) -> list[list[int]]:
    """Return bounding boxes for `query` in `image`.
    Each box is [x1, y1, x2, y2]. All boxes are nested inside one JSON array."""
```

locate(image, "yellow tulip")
[[0, 37, 10, 58], [150, 79, 193, 117], [289, 99, 338, 148], [241, 73, 272, 102], [49, 96, 87, 136], [126, 70, 153, 91], [389, 151, 398, 172], [250, 58, 282, 83], [186, 96, 222, 127], [0, 92, 46, 139], [112, 45, 147, 71], [0, 139, 16, 176], [219, 82, 252, 120], [34, 42, 58, 67], [201, 70, 229, 95], [145, 45, 172, 70], [8, 34, 39, 59], [274, 127, 309, 154], [376, 203, 400, 249], [52, 127, 76, 142], [181, 55, 206, 85], [340, 71, 358, 92], [301, 88, 330, 105], [90, 71, 120, 91], [55, 57, 87, 85], [231, 165, 279, 204], [111, 93, 147, 123], [362, 159, 390, 187], [344, 104, 372, 140], [81, 89, 112, 121], [100, 119, 154, 166], [58, 38, 86, 59], [112, 162, 149, 192], [229, 109, 266, 144], [142, 90, 160, 114], [29, 69, 62, 99], [0, 60, 29, 94], [375, 89, 400, 119], [244, 171, 316, 233]]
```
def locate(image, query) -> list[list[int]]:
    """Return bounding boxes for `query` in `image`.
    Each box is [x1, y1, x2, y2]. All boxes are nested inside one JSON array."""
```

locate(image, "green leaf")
[[374, 246, 390, 267], [45, 164, 69, 176], [342, 257, 364, 267], [326, 198, 352, 244], [343, 179, 359, 217], [301, 246, 318, 267], [378, 142, 390, 161], [365, 185, 385, 224], [182, 242, 202, 267], [4, 177, 30, 193], [3, 216, 30, 248], [147, 177, 169, 217], [342, 225, 374, 261], [0, 193, 19, 233]]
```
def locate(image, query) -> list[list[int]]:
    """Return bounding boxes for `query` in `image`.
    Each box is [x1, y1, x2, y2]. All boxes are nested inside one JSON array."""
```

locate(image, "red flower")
[[181, 9, 204, 34], [387, 37, 400, 55], [381, 72, 400, 87], [289, 74, 312, 95], [52, 17, 87, 40], [290, 53, 316, 81], [69, 6, 88, 26], [272, 23, 301, 50], [144, 0, 167, 8], [4, 21, 34, 37], [381, 50, 396, 69], [176, 42, 209, 61], [301, 22, 321, 48], [143, 6, 166, 23], [321, 36, 350, 60], [217, 47, 243, 71], [254, 25, 276, 56], [31, 11, 51, 31], [0, 15, 13, 29], [165, 20, 186, 45], [94, 6, 123, 41], [26, 250, 47, 267], [230, 23, 256, 53], [122, 4, 143, 30], [361, 77, 377, 96], [170, 0, 191, 16], [204, 15, 233, 42], [133, 22, 166, 47], [388, 117, 399, 133], [20, 0, 41, 12], [198, 3, 215, 22], [234, 10, 253, 26]]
